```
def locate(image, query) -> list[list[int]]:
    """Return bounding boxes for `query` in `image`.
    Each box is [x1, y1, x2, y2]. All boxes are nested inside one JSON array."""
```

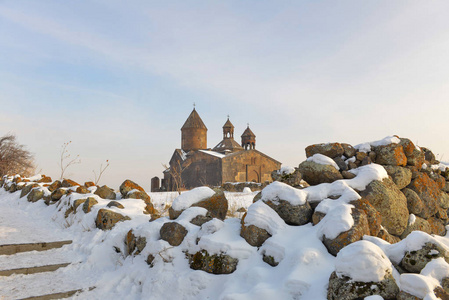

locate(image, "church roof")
[[212, 138, 243, 153], [241, 126, 255, 137], [181, 108, 207, 130], [223, 118, 234, 129]]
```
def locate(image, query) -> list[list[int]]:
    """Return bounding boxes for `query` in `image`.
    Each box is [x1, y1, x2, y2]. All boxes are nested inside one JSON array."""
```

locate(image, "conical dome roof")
[[223, 118, 234, 129], [241, 126, 255, 137], [181, 108, 207, 130]]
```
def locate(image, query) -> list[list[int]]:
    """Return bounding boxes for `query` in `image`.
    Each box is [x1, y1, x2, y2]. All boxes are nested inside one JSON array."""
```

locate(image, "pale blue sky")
[[1, 1, 449, 189]]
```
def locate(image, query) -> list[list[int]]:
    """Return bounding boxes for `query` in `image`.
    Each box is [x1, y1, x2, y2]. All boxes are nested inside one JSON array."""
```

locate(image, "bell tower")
[[222, 116, 234, 139], [181, 108, 207, 152], [241, 125, 256, 150]]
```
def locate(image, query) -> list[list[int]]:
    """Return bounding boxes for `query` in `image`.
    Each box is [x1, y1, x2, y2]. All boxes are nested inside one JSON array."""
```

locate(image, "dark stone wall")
[[181, 152, 222, 189]]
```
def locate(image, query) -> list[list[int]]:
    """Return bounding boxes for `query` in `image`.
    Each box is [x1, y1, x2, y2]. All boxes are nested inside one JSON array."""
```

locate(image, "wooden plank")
[[0, 240, 72, 255], [0, 262, 70, 276]]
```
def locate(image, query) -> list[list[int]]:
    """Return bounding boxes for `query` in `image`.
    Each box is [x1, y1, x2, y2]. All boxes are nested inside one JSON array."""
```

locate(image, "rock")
[[350, 199, 382, 237], [51, 188, 67, 201], [190, 214, 213, 226], [189, 250, 238, 274], [107, 201, 124, 209], [75, 186, 89, 194], [27, 188, 44, 202], [305, 142, 344, 158], [159, 222, 188, 246], [421, 147, 437, 165], [428, 217, 447, 236], [298, 161, 343, 186], [402, 188, 424, 216], [377, 228, 401, 244], [84, 181, 95, 188], [73, 199, 86, 210], [126, 190, 156, 215], [95, 209, 131, 230], [119, 179, 146, 197], [170, 190, 228, 221], [240, 215, 271, 247], [327, 271, 399, 300], [399, 138, 425, 168], [444, 182, 449, 193], [37, 176, 52, 183], [341, 171, 356, 179], [401, 242, 449, 273], [397, 291, 421, 300], [374, 143, 407, 166], [408, 172, 441, 219], [400, 216, 431, 239], [434, 286, 449, 300], [333, 157, 348, 171], [341, 143, 356, 158], [356, 151, 367, 162], [312, 211, 326, 225], [360, 178, 409, 236], [61, 179, 79, 188], [271, 168, 303, 187], [20, 184, 39, 198], [125, 230, 147, 256], [94, 185, 116, 200], [263, 198, 312, 226], [439, 192, 449, 210], [361, 156, 372, 166], [8, 183, 17, 193], [48, 180, 61, 192], [322, 208, 370, 256], [347, 161, 358, 170], [82, 197, 98, 213], [383, 166, 412, 190]]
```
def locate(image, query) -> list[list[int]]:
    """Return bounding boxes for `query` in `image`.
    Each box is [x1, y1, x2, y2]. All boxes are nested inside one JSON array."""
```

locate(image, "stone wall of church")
[[181, 128, 207, 152], [221, 150, 281, 184], [181, 152, 222, 189]]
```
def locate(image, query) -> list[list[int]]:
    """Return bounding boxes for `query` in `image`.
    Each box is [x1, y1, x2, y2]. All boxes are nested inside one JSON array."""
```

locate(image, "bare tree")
[[93, 159, 110, 185], [0, 133, 35, 177], [163, 160, 186, 194], [59, 141, 81, 180]]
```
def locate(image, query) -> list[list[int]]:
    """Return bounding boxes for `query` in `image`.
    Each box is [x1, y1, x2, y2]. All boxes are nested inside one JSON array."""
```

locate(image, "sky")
[[1, 0, 449, 190]]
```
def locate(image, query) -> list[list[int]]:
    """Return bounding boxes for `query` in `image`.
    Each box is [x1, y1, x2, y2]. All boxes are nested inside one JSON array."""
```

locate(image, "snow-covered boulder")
[[159, 222, 188, 246], [327, 240, 399, 300], [94, 185, 116, 200], [373, 143, 407, 166], [260, 181, 312, 225], [298, 160, 343, 186], [305, 142, 345, 158], [169, 187, 228, 220], [82, 197, 98, 213], [61, 178, 79, 188], [401, 242, 449, 273], [27, 188, 45, 202], [189, 250, 238, 274], [271, 166, 303, 187], [95, 208, 131, 230], [399, 138, 424, 168]]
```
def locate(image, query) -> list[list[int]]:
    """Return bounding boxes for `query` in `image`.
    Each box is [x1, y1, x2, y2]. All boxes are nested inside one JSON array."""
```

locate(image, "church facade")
[[163, 108, 281, 191]]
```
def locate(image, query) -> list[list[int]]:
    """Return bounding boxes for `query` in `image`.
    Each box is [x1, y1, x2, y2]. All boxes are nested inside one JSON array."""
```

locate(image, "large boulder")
[[159, 222, 188, 246], [298, 161, 343, 186], [27, 188, 44, 202], [271, 168, 303, 187], [407, 172, 441, 218], [51, 188, 67, 201], [305, 142, 344, 158], [240, 222, 271, 247], [169, 188, 227, 220], [400, 216, 432, 239], [428, 217, 447, 236], [61, 179, 79, 188], [341, 143, 356, 158], [261, 181, 312, 225], [20, 183, 39, 198], [383, 165, 412, 190], [323, 208, 370, 256], [400, 242, 449, 273], [47, 180, 62, 192], [82, 197, 98, 213], [350, 198, 382, 237], [95, 209, 130, 230], [94, 185, 116, 200], [399, 138, 424, 168], [119, 179, 145, 197], [189, 250, 238, 274], [402, 188, 424, 216], [75, 186, 89, 194], [328, 241, 399, 300], [374, 143, 407, 166], [360, 178, 409, 236]]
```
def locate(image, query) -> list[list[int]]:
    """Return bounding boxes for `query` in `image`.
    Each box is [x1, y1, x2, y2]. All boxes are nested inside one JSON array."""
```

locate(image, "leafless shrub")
[[59, 141, 81, 180], [0, 133, 35, 177], [93, 159, 110, 185]]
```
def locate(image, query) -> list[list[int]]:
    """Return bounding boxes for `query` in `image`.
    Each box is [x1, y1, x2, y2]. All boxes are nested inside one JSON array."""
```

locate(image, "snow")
[[171, 186, 216, 211], [199, 150, 226, 158], [243, 200, 286, 235], [354, 136, 400, 153], [242, 187, 252, 193], [278, 166, 295, 175], [335, 240, 392, 282], [307, 153, 340, 170], [261, 181, 307, 206], [400, 274, 439, 299], [409, 214, 416, 226]]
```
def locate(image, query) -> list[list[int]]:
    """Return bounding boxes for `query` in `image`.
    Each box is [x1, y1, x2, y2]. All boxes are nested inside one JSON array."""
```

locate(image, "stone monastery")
[[163, 108, 281, 191]]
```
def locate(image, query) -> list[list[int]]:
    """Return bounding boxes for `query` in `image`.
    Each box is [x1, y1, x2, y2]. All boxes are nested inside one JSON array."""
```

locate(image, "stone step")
[[0, 240, 72, 255], [18, 288, 85, 300], [0, 262, 71, 276]]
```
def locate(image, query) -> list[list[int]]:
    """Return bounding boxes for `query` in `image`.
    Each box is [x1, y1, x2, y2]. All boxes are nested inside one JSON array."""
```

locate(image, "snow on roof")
[[307, 153, 340, 170], [198, 150, 226, 158], [171, 186, 216, 211]]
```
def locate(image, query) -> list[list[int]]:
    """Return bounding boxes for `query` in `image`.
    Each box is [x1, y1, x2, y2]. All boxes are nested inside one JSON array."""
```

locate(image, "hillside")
[[1, 135, 449, 300]]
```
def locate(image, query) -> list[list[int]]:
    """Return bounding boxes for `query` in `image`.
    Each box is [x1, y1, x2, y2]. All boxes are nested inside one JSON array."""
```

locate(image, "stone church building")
[[163, 108, 281, 191]]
